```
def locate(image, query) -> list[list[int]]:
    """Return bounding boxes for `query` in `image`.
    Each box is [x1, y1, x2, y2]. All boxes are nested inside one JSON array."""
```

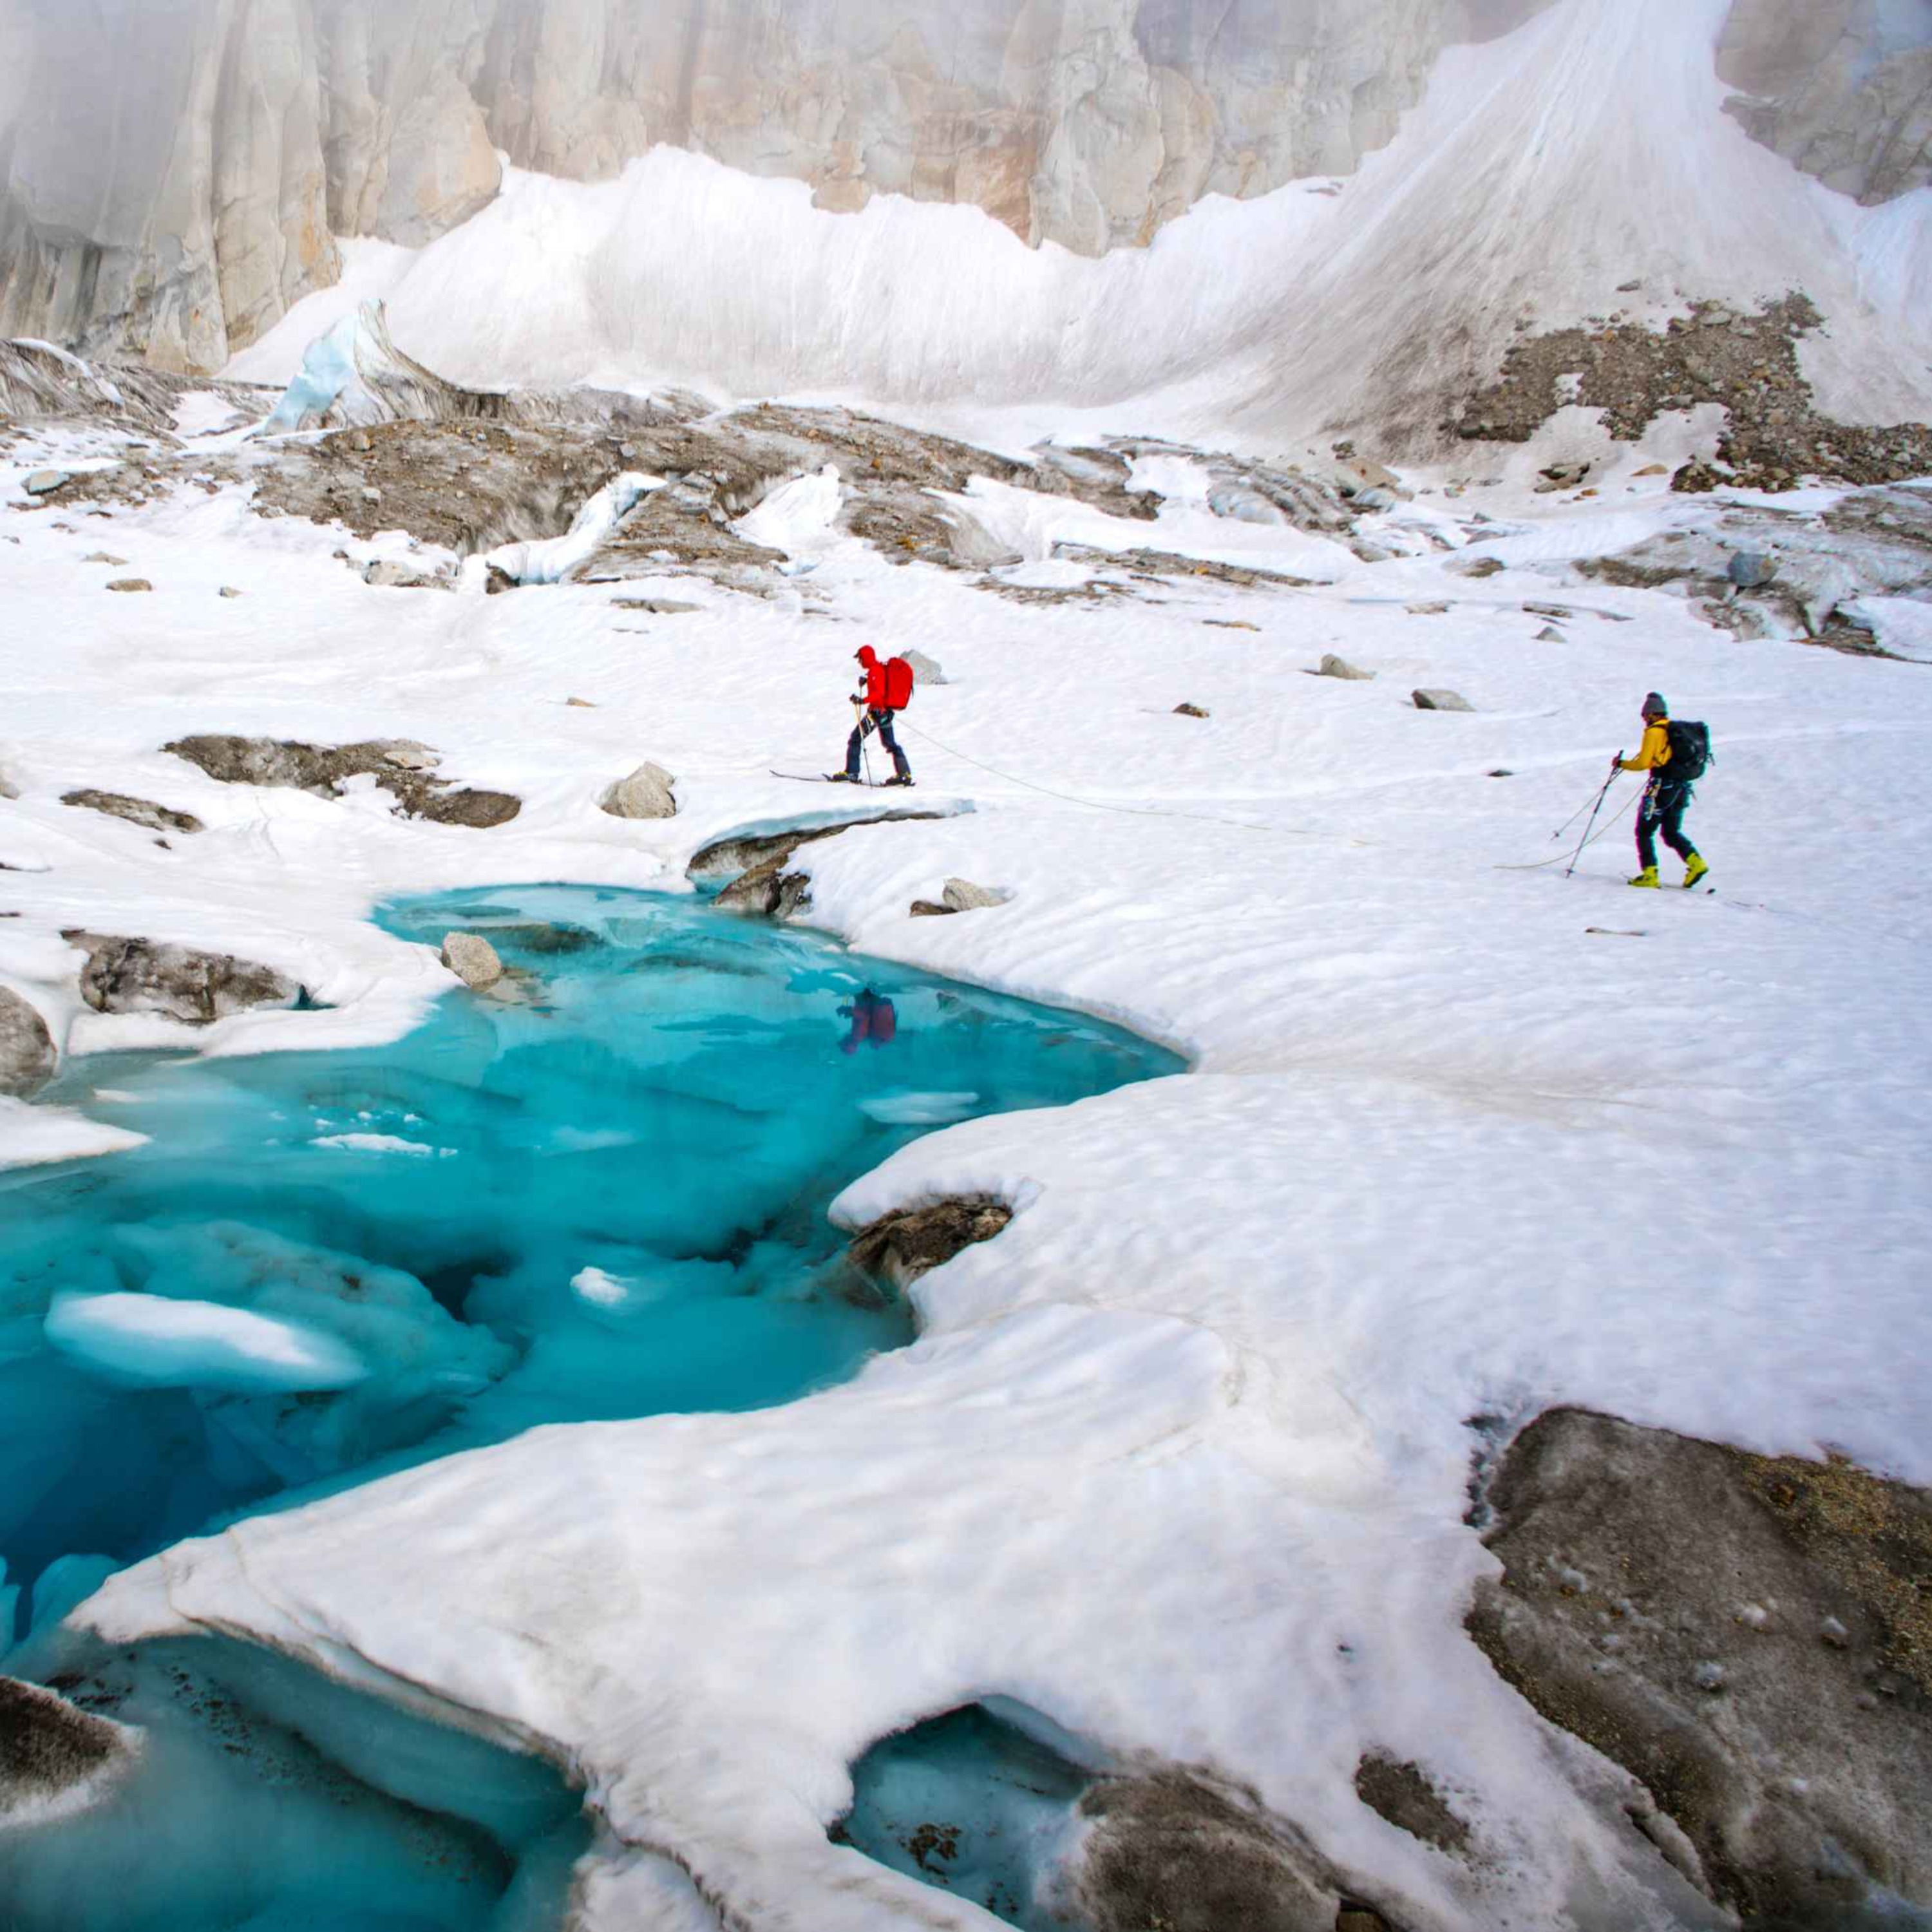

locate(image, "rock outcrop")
[[1719, 0, 1932, 205], [163, 733, 518, 827], [1468, 1406, 1932, 1926], [847, 1196, 1013, 1289], [0, 984, 57, 1097], [60, 791, 205, 836], [0, 0, 1616, 372], [64, 932, 301, 1026]]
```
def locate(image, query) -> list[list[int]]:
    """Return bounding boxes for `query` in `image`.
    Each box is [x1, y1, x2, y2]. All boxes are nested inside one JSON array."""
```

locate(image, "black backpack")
[[1665, 719, 1712, 782]]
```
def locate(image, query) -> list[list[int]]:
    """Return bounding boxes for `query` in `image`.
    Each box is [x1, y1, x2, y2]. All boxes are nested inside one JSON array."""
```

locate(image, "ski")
[[770, 771, 870, 785]]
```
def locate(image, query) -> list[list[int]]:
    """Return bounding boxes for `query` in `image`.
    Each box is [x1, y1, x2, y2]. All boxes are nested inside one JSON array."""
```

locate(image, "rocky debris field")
[[1577, 481, 1932, 654], [1453, 296, 1932, 495], [163, 734, 520, 828]]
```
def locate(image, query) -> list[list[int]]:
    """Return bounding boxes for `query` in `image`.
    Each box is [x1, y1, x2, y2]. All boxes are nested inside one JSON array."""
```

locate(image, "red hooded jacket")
[[855, 646, 887, 710]]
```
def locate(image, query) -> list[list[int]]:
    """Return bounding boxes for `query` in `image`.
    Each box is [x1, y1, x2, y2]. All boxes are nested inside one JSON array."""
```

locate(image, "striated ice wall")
[[0, 0, 1926, 375]]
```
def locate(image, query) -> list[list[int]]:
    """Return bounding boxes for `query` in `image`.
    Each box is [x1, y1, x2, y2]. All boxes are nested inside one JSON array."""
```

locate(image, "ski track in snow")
[[1, 3, 1929, 1926]]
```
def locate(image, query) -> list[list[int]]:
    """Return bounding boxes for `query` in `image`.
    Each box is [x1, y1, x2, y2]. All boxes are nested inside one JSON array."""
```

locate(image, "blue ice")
[[838, 1701, 1101, 1931], [1, 885, 1178, 1650]]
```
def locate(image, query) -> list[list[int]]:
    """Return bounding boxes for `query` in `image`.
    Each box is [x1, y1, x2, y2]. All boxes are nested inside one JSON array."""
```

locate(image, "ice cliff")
[[3, 0, 1928, 375]]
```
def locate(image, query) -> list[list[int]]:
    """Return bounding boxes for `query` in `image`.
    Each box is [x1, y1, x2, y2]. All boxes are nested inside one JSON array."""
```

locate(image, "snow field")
[[2, 390, 1926, 1930]]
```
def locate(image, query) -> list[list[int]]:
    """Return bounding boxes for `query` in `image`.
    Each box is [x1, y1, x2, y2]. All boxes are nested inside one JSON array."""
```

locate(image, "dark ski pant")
[[847, 706, 910, 781], [1636, 778, 1698, 870]]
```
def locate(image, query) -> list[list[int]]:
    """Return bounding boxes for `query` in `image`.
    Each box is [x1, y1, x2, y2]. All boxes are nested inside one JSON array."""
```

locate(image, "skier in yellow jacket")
[[1616, 692, 1710, 889]]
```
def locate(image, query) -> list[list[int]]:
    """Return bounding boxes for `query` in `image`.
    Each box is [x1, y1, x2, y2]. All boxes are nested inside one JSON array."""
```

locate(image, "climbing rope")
[[895, 719, 1294, 839], [1493, 793, 1642, 871]]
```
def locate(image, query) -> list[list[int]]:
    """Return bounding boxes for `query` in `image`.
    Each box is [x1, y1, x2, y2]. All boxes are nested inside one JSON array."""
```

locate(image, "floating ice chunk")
[[483, 471, 666, 585], [858, 1091, 982, 1126], [571, 1267, 631, 1307], [44, 1292, 370, 1393], [311, 1132, 450, 1158]]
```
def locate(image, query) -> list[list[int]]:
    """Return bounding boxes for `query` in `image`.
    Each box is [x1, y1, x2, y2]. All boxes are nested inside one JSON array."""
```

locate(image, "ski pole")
[[1566, 759, 1622, 877], [853, 701, 875, 788]]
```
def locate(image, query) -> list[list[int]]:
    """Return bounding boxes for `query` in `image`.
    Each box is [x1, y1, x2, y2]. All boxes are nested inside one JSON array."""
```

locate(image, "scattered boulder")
[[565, 696, 596, 708], [65, 931, 299, 1025], [1536, 462, 1592, 493], [61, 790, 204, 835], [1523, 602, 1575, 620], [1633, 464, 1670, 478], [1468, 1406, 1932, 1925], [410, 788, 520, 829], [0, 985, 58, 1097], [484, 564, 519, 596], [1451, 555, 1506, 578], [901, 647, 947, 686], [1534, 625, 1566, 643], [440, 933, 503, 989], [0, 768, 18, 800], [1174, 703, 1209, 718], [1314, 654, 1376, 681], [23, 470, 71, 496], [218, 586, 243, 598], [942, 878, 1006, 913], [1413, 690, 1475, 712], [1406, 601, 1451, 616], [362, 559, 450, 591], [612, 596, 701, 615], [909, 900, 954, 918], [104, 578, 153, 594], [848, 1196, 1012, 1289], [599, 762, 678, 820], [0, 1676, 134, 1819], [82, 552, 127, 565], [1727, 551, 1777, 589]]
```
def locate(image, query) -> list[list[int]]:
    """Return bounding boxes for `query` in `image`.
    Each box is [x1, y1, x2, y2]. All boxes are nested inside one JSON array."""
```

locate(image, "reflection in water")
[[0, 885, 1179, 1647], [839, 987, 898, 1054]]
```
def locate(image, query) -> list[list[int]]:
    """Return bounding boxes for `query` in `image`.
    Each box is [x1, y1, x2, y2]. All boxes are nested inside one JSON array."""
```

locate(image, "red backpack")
[[882, 656, 914, 711]]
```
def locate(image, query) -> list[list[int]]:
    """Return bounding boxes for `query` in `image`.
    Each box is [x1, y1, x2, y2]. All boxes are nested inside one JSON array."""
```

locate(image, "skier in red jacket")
[[835, 646, 913, 786]]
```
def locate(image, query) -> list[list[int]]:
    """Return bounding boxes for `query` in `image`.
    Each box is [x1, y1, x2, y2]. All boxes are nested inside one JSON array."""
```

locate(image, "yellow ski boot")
[[1683, 854, 1710, 890], [1628, 866, 1660, 889]]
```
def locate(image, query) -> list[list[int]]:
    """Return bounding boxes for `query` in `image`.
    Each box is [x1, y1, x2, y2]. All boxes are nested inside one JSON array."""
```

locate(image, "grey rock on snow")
[[714, 860, 811, 921], [439, 932, 504, 989], [900, 647, 947, 686], [64, 931, 301, 1026], [1727, 549, 1777, 589], [362, 559, 451, 590], [1412, 689, 1475, 712], [23, 469, 70, 495], [61, 790, 205, 836], [0, 985, 57, 1097], [1315, 654, 1375, 681], [105, 580, 153, 594], [598, 762, 678, 820], [942, 877, 1007, 913]]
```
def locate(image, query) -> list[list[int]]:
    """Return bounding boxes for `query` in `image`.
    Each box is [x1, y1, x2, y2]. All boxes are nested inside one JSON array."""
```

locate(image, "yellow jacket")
[[1620, 722, 1672, 773]]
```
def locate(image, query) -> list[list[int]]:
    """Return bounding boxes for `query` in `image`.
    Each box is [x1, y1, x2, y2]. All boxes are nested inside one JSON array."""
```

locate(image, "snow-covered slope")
[[227, 0, 1932, 457], [3, 388, 1929, 1927]]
